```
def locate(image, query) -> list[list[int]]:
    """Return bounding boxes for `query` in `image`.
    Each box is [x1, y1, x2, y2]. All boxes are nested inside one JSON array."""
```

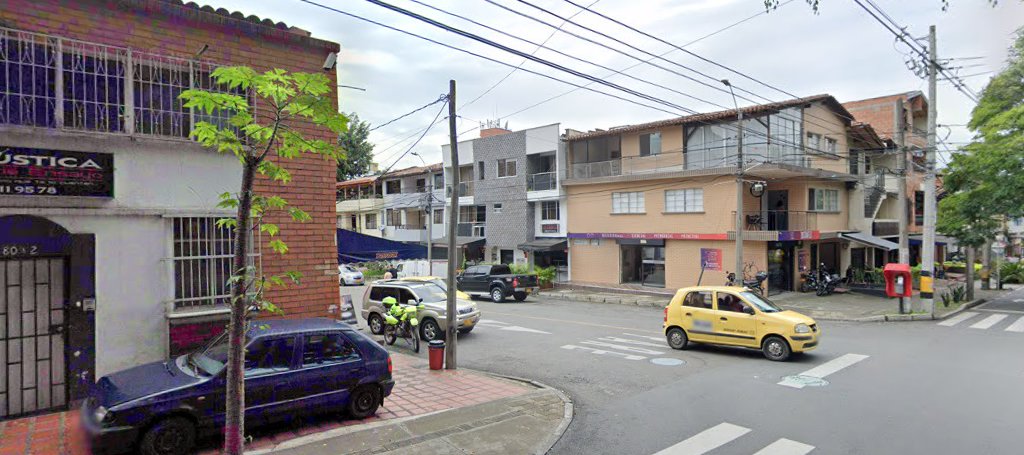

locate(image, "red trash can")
[[428, 340, 445, 370]]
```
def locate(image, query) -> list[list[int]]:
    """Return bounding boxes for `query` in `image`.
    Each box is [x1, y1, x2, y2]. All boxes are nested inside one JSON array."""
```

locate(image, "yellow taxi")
[[663, 286, 819, 361], [399, 276, 472, 301]]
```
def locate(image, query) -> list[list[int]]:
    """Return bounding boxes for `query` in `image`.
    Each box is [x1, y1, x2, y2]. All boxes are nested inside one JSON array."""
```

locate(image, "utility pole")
[[723, 80, 744, 279], [965, 246, 975, 301], [894, 99, 910, 265], [445, 80, 459, 370], [425, 190, 432, 274], [919, 25, 938, 315]]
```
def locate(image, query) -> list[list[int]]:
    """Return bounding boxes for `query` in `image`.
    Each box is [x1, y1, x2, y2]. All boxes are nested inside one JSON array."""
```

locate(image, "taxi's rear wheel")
[[762, 336, 791, 361], [666, 327, 688, 350]]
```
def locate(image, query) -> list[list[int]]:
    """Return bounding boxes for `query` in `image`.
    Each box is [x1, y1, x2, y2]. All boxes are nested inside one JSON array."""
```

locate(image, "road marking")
[[652, 422, 750, 455], [623, 333, 667, 342], [752, 438, 816, 455], [485, 310, 661, 333], [599, 336, 667, 348], [499, 325, 551, 334], [937, 311, 978, 327], [1005, 316, 1024, 333], [977, 308, 1024, 314], [560, 344, 646, 360], [475, 320, 507, 325], [969, 314, 1008, 329], [778, 354, 869, 389], [1013, 299, 1024, 303], [579, 340, 666, 355]]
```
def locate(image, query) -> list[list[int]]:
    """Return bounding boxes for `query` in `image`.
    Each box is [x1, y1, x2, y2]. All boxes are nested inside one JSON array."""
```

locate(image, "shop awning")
[[909, 234, 955, 246], [517, 238, 567, 252], [840, 232, 899, 250], [433, 237, 485, 247], [337, 229, 426, 263]]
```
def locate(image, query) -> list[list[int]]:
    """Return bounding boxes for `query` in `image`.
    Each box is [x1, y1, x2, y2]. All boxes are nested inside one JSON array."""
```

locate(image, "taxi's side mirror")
[[744, 306, 755, 315]]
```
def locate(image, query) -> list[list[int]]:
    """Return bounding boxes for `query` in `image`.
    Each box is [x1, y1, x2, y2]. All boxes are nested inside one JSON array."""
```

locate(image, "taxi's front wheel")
[[666, 327, 688, 350], [762, 336, 791, 361]]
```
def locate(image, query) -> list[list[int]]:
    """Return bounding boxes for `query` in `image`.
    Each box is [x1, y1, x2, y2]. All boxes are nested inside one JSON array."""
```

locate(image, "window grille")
[[170, 217, 260, 311]]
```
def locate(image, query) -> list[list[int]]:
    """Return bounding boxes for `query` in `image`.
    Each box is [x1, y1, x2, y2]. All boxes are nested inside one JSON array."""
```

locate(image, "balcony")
[[446, 181, 475, 198], [383, 225, 426, 242], [733, 210, 818, 232], [527, 172, 558, 191], [456, 222, 486, 237], [336, 194, 384, 212]]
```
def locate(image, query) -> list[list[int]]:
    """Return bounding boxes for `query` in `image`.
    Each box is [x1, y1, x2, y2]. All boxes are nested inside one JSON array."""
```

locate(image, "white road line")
[[475, 320, 507, 325], [651, 422, 750, 455], [1005, 316, 1024, 333], [623, 333, 666, 342], [937, 311, 978, 327], [778, 353, 869, 389], [977, 308, 1024, 314], [579, 340, 666, 355], [599, 336, 667, 348], [969, 314, 1008, 330], [499, 326, 551, 334], [752, 438, 815, 455], [1013, 298, 1024, 303], [560, 344, 646, 361]]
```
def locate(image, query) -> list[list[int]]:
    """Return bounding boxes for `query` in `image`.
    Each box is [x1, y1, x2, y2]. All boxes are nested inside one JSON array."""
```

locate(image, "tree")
[[938, 30, 1024, 248], [180, 67, 347, 455], [337, 113, 375, 181]]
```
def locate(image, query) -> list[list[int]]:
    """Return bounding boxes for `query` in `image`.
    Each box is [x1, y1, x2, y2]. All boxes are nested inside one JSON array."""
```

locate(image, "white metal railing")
[[1, 26, 242, 139], [527, 172, 558, 191], [568, 147, 817, 180], [169, 216, 260, 311]]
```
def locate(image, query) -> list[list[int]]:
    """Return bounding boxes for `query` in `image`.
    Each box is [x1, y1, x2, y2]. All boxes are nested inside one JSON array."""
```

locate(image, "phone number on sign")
[[0, 185, 58, 195]]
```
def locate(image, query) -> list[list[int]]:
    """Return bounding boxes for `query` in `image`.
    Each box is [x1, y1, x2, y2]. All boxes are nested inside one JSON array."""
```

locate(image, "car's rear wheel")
[[762, 336, 791, 361], [666, 327, 688, 350], [420, 318, 443, 341], [348, 385, 381, 419], [513, 291, 527, 302], [368, 313, 384, 335], [490, 287, 505, 303], [139, 416, 196, 455]]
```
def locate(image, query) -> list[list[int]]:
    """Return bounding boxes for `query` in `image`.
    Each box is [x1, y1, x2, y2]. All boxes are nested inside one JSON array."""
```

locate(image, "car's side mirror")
[[743, 306, 755, 315], [407, 299, 418, 306]]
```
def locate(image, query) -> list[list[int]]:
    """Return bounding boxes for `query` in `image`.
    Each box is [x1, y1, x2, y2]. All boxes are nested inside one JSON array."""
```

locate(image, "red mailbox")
[[883, 263, 912, 298]]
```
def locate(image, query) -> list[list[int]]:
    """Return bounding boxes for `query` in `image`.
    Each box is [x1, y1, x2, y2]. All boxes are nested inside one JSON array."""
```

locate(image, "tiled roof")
[[156, 0, 310, 35], [336, 176, 378, 188], [382, 163, 443, 178], [567, 95, 853, 141]]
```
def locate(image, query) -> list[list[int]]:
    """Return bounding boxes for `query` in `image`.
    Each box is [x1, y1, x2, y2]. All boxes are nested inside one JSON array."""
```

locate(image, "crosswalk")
[[652, 422, 814, 455], [937, 311, 1024, 332], [561, 333, 672, 363]]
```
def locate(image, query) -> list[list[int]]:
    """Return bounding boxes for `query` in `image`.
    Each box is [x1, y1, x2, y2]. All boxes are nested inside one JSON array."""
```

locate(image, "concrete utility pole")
[[894, 99, 910, 264], [919, 25, 938, 315], [723, 80, 745, 279], [445, 79, 459, 370], [425, 190, 432, 273]]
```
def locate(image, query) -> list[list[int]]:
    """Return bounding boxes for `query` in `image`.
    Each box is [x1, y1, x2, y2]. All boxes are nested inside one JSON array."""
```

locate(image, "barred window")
[[664, 189, 703, 213], [171, 217, 259, 311], [612, 192, 644, 214]]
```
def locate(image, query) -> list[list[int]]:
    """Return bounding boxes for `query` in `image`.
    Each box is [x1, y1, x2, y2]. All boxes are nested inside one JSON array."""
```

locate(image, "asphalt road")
[[340, 284, 1024, 455]]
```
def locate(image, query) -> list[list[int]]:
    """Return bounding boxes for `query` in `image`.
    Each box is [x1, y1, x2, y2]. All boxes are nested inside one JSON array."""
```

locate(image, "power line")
[[370, 94, 448, 132], [378, 99, 449, 177]]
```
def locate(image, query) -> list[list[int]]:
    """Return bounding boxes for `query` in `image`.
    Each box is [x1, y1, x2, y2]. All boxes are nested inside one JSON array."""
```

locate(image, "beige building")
[[565, 95, 891, 293]]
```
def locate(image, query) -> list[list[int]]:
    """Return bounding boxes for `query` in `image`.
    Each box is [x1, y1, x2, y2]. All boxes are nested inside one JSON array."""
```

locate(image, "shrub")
[[1001, 262, 1024, 284]]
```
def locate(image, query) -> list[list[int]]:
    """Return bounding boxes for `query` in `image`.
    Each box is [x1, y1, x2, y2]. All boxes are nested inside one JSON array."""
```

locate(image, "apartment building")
[[336, 176, 383, 237], [0, 0, 340, 417], [335, 164, 445, 244], [565, 95, 892, 293], [441, 123, 567, 271]]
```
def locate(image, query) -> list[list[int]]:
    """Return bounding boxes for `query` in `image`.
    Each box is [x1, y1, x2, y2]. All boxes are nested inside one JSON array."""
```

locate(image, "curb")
[[479, 373, 575, 455], [933, 297, 988, 320]]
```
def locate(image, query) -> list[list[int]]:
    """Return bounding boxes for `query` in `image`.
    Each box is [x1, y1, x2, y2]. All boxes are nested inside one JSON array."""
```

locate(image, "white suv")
[[361, 280, 481, 342]]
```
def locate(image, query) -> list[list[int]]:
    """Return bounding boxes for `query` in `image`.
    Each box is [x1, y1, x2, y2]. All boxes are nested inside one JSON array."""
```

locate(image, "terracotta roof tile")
[[160, 0, 306, 34]]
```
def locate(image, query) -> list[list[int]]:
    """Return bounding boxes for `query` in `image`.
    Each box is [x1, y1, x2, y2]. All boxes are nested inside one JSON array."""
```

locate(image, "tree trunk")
[[965, 246, 975, 301], [224, 158, 257, 455]]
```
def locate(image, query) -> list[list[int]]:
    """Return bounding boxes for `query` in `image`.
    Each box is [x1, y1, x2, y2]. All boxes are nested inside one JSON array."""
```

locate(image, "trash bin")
[[428, 340, 445, 370]]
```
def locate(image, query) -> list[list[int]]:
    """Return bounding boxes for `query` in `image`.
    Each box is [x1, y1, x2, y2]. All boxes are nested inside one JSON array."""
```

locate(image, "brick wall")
[[0, 0, 341, 320]]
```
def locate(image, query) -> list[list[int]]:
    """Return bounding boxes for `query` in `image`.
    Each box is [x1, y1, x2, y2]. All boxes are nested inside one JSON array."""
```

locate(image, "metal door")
[[0, 258, 67, 418]]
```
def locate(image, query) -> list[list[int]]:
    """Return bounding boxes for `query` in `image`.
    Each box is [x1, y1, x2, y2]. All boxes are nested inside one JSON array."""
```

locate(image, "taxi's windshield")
[[740, 292, 783, 313]]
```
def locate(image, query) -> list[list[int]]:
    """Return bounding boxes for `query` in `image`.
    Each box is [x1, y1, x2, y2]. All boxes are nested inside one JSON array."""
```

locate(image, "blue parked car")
[[82, 319, 394, 455]]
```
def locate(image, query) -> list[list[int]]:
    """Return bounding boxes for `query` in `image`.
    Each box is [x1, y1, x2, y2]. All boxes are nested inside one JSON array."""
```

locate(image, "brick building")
[[0, 0, 340, 418]]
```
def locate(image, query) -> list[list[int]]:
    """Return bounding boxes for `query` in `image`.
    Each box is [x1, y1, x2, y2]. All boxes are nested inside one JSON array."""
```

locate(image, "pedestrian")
[[388, 263, 399, 279]]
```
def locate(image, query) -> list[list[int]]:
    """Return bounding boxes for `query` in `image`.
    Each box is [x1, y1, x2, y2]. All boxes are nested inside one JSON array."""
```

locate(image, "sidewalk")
[[0, 353, 570, 455], [544, 281, 1019, 322]]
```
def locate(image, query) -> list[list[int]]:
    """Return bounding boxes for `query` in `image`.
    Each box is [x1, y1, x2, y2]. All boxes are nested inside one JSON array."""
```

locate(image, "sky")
[[205, 0, 1022, 171]]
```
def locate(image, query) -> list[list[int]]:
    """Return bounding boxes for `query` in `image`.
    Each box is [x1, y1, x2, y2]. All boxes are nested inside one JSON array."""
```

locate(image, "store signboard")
[[0, 147, 113, 197], [700, 248, 722, 271]]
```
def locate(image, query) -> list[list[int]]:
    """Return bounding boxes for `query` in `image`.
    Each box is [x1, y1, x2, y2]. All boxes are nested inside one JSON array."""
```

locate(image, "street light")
[[722, 79, 745, 280]]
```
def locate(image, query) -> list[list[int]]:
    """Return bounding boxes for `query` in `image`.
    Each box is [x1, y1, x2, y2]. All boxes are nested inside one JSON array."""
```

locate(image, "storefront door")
[[767, 242, 793, 294]]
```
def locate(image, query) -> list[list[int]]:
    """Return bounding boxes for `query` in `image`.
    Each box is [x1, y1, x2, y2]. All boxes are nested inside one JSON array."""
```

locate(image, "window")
[[302, 333, 359, 366], [365, 213, 377, 230], [497, 159, 517, 178], [541, 201, 560, 220], [612, 192, 645, 214], [808, 188, 839, 212], [664, 189, 703, 213], [349, 214, 357, 230], [385, 180, 401, 194], [685, 124, 733, 169], [716, 293, 751, 314], [171, 217, 259, 311], [369, 286, 399, 302], [245, 337, 296, 376], [433, 173, 444, 190], [433, 209, 444, 224], [825, 137, 838, 155], [640, 132, 662, 156], [386, 209, 402, 226], [493, 203, 503, 214], [806, 132, 822, 153], [683, 291, 713, 309], [478, 161, 485, 180], [849, 150, 860, 175], [572, 238, 601, 246], [914, 191, 924, 226], [415, 178, 426, 192]]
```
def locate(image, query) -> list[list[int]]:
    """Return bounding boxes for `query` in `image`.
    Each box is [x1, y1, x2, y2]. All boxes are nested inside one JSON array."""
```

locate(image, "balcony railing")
[[457, 222, 485, 237], [569, 148, 816, 180], [447, 181, 474, 198], [527, 172, 558, 191], [337, 192, 382, 202], [733, 210, 818, 231], [0, 26, 243, 139]]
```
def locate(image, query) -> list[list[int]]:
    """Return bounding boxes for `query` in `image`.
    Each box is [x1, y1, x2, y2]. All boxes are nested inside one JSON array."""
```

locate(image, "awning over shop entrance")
[[517, 237, 567, 252], [433, 237, 485, 247], [337, 229, 426, 263], [840, 231, 899, 250], [908, 234, 955, 246]]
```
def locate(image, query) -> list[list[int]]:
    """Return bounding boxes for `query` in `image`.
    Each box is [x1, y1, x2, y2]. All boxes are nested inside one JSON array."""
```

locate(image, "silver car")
[[361, 280, 480, 341], [339, 264, 365, 286]]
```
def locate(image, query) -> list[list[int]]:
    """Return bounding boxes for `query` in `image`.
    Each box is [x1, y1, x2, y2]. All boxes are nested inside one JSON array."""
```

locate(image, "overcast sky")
[[207, 0, 1022, 171]]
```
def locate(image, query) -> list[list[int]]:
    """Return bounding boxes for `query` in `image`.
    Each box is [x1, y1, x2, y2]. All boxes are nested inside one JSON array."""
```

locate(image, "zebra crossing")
[[560, 333, 673, 362], [937, 311, 1024, 332], [651, 422, 815, 455]]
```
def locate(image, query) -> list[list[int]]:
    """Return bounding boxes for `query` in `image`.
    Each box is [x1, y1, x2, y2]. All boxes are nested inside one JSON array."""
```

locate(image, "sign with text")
[[542, 223, 560, 233], [700, 248, 722, 271], [0, 147, 113, 197], [568, 232, 729, 241], [778, 230, 820, 241]]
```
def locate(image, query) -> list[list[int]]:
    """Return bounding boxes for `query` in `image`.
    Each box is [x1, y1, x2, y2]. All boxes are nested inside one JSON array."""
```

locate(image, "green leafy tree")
[[337, 113, 375, 181], [180, 67, 347, 455], [939, 30, 1024, 247]]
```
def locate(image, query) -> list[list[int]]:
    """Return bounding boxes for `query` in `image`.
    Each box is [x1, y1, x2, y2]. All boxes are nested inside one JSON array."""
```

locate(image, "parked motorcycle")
[[815, 263, 840, 296], [726, 270, 769, 295]]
